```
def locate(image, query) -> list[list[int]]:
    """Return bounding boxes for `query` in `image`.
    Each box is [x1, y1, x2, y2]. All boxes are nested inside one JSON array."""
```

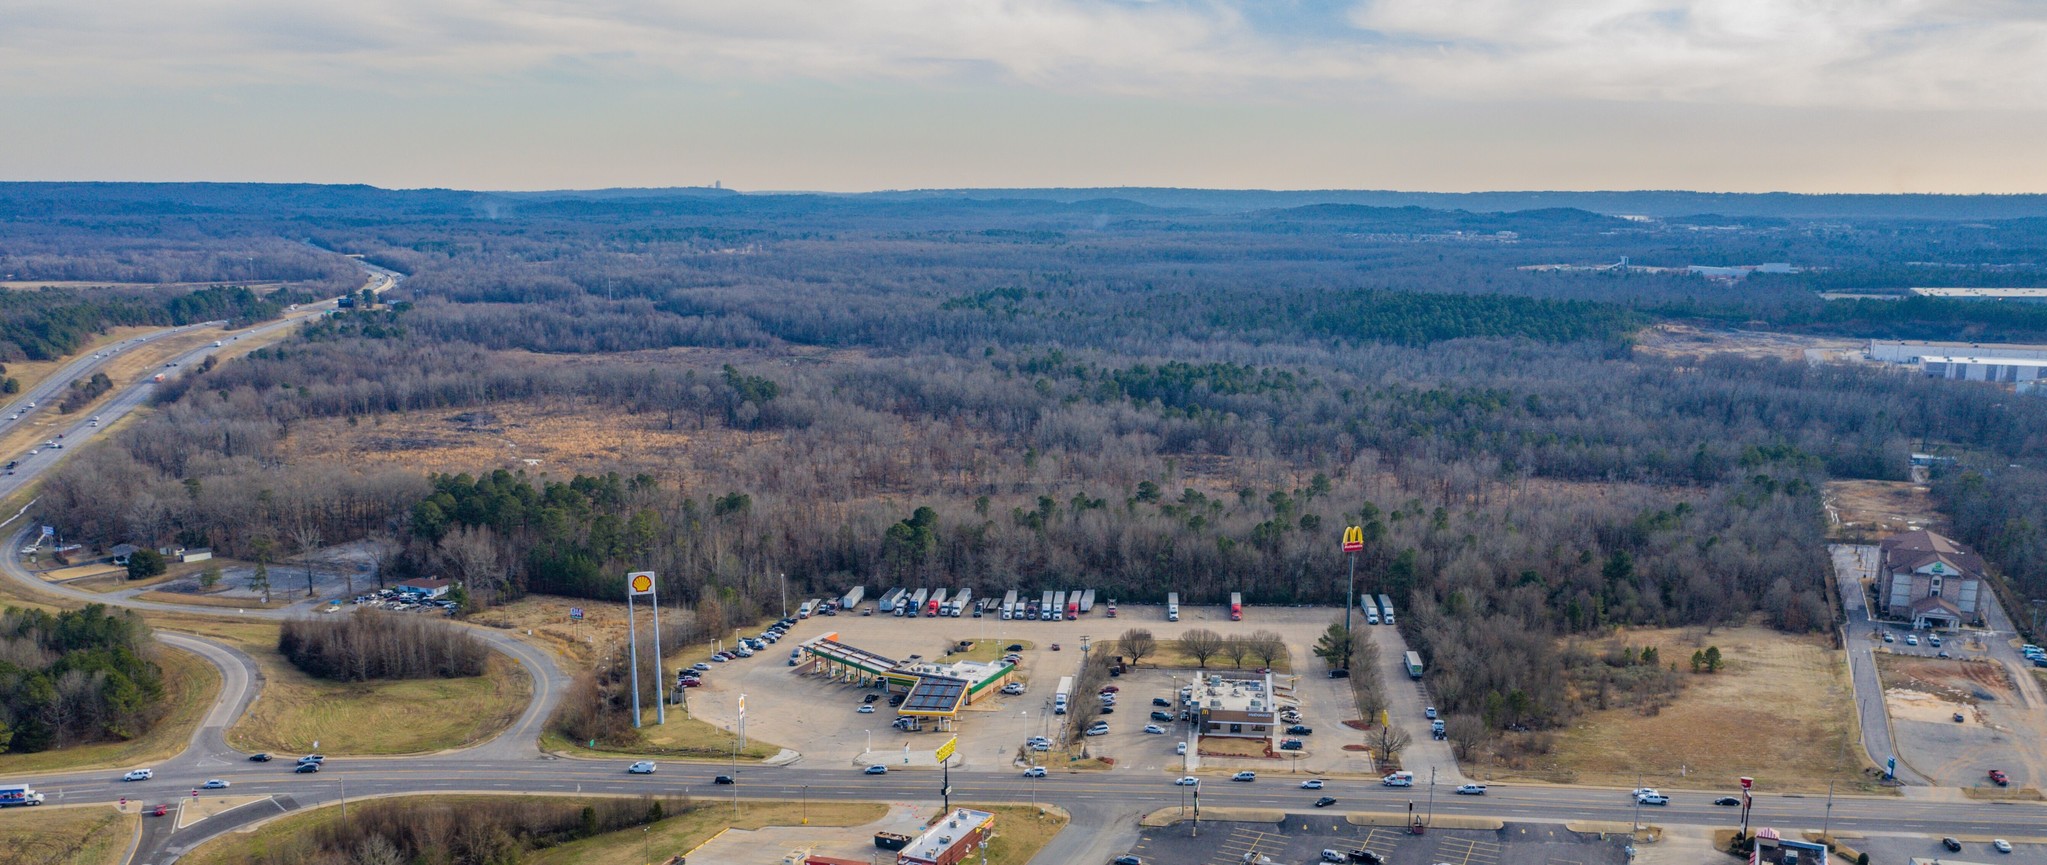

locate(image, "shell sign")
[[628, 571, 656, 596]]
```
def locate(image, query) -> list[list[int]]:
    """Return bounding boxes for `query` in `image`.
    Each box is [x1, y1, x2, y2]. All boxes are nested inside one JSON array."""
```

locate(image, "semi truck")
[[798, 599, 818, 619], [1048, 591, 1064, 621], [906, 588, 930, 617], [1230, 592, 1243, 621], [1361, 596, 1379, 625], [0, 785, 43, 807], [1377, 594, 1396, 625], [878, 588, 906, 613], [1079, 589, 1096, 613], [1040, 591, 1055, 620], [840, 586, 865, 610], [1002, 589, 1019, 620], [1054, 676, 1075, 714], [1065, 591, 1079, 619], [1167, 592, 1180, 622], [928, 588, 948, 617], [951, 588, 973, 617], [1404, 651, 1425, 679]]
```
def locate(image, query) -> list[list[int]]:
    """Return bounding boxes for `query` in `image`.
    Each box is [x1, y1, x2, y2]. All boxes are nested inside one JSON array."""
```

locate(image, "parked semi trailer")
[[1230, 592, 1243, 621], [1167, 592, 1180, 622], [1361, 596, 1379, 625], [1078, 589, 1096, 613], [1378, 594, 1396, 625], [951, 588, 973, 617], [1002, 589, 1019, 620], [1404, 651, 1425, 679]]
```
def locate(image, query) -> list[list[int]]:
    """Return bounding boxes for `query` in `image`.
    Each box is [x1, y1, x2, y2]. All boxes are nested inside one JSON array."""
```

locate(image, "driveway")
[[1831, 543, 1928, 785]]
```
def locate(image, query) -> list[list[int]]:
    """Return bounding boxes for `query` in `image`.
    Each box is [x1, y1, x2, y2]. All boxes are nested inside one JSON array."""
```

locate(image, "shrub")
[[125, 549, 167, 579]]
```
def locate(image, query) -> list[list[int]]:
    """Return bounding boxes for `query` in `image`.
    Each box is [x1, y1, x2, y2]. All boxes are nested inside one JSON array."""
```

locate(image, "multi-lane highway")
[[2, 260, 2043, 864]]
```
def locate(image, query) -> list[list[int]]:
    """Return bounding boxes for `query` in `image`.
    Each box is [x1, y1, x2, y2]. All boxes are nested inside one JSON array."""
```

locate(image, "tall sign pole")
[[626, 571, 657, 728], [1342, 526, 1364, 669]]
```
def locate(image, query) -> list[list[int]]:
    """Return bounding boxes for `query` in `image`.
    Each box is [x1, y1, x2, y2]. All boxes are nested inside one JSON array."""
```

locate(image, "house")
[[1880, 530, 1986, 629], [109, 544, 139, 566], [396, 578, 452, 600]]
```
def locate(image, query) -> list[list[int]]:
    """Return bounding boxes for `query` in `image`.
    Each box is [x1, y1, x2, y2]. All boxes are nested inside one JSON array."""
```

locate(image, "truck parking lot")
[[1125, 817, 1632, 865]]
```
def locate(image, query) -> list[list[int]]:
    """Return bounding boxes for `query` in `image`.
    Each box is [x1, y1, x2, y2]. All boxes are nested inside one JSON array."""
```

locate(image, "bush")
[[125, 549, 167, 579], [278, 610, 488, 681]]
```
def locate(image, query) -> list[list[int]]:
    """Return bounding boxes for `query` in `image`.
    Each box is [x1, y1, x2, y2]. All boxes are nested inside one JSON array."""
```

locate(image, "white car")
[[628, 761, 657, 774], [1631, 787, 1660, 798], [1174, 776, 1199, 786], [858, 705, 875, 713], [1175, 742, 1187, 755], [1085, 725, 1110, 737], [123, 769, 154, 781], [1993, 840, 2012, 854], [1300, 779, 1325, 789], [203, 779, 230, 789], [1456, 784, 1487, 795], [1636, 793, 1669, 806], [1143, 724, 1166, 734], [1023, 766, 1047, 778]]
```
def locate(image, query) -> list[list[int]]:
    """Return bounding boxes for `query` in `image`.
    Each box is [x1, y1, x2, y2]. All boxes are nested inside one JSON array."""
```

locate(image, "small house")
[[109, 544, 139, 566], [397, 578, 452, 600]]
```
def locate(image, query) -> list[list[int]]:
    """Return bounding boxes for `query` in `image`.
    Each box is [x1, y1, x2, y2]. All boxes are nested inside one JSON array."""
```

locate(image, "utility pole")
[[1426, 766, 1436, 826], [1821, 781, 1834, 843], [1632, 773, 1643, 837], [781, 572, 788, 619]]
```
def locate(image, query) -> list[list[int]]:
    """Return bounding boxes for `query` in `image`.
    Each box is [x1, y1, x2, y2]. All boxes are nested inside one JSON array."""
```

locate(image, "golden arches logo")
[[1342, 525, 1364, 552]]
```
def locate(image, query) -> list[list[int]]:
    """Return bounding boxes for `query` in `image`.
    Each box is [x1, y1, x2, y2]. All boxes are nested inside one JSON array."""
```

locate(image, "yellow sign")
[[628, 571, 655, 595], [934, 735, 958, 764], [1342, 525, 1364, 552]]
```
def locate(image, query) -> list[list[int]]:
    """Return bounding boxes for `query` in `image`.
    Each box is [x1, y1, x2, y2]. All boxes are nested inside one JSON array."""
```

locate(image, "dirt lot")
[[1826, 479, 1946, 540], [1473, 626, 1867, 792], [1633, 324, 1865, 363], [1877, 653, 2047, 788]]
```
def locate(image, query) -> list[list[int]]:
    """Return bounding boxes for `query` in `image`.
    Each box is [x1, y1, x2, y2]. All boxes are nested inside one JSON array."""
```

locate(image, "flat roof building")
[[1918, 355, 2047, 385], [1188, 671, 1280, 746], [897, 808, 995, 865], [1869, 340, 2047, 364], [1909, 287, 2047, 303]]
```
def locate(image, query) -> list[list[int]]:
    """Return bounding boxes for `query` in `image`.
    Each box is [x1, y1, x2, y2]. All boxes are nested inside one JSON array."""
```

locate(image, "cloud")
[[2, 0, 2044, 110]]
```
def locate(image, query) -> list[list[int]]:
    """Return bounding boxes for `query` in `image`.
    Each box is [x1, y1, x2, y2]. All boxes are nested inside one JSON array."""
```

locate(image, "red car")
[[153, 804, 169, 817], [1100, 685, 1120, 693], [1989, 769, 2009, 786]]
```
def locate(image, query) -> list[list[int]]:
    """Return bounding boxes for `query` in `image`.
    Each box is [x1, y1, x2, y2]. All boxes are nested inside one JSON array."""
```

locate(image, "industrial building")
[[1867, 340, 2047, 364], [1908, 287, 2047, 303], [1187, 671, 1280, 747], [896, 808, 996, 865], [1918, 355, 2047, 385]]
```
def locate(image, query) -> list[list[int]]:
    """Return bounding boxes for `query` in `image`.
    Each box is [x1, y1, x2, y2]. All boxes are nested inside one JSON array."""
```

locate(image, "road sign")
[[1886, 756, 1896, 779], [628, 571, 655, 596], [934, 735, 958, 764], [569, 607, 584, 622], [40, 526, 54, 537], [1739, 776, 1752, 790], [1342, 525, 1364, 553]]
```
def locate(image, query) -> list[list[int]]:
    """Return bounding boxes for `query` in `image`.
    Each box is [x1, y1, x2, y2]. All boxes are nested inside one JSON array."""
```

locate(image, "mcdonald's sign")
[[1342, 525, 1364, 553]]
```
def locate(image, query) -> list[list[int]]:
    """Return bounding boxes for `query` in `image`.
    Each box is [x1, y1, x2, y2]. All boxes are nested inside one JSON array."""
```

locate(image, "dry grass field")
[[227, 643, 532, 756], [0, 806, 136, 865], [0, 642, 218, 775], [1472, 626, 1870, 792], [1827, 479, 1945, 540], [1633, 324, 1864, 362]]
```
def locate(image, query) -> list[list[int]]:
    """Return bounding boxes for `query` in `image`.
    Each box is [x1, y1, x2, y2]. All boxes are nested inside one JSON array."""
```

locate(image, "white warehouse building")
[[1919, 355, 2047, 385]]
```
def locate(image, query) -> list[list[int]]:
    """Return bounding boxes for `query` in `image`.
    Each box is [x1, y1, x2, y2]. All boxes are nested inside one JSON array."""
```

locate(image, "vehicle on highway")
[[1300, 779, 1324, 789], [1174, 776, 1198, 786], [1631, 787, 1660, 798], [1713, 796, 1741, 806], [248, 753, 271, 762], [298, 755, 325, 764], [203, 779, 230, 789], [153, 804, 168, 817], [1382, 771, 1415, 787], [864, 765, 889, 775], [628, 761, 656, 774], [123, 769, 154, 781], [1636, 793, 1668, 806], [1024, 766, 1047, 777], [1144, 724, 1165, 734], [1231, 771, 1256, 782], [713, 775, 734, 784], [294, 763, 321, 774], [1310, 796, 1337, 808], [1994, 840, 2012, 854], [1943, 838, 1962, 852], [1455, 784, 1486, 795]]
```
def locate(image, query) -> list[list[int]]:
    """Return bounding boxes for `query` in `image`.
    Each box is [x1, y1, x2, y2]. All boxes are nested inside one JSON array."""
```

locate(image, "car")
[[1002, 683, 1026, 695], [864, 765, 888, 775], [889, 694, 906, 706], [1328, 668, 1351, 678], [298, 755, 325, 764], [1115, 857, 1144, 865], [1313, 796, 1338, 807], [1232, 771, 1258, 782], [1938, 650, 1951, 659], [203, 779, 230, 789], [1989, 769, 2009, 786], [1086, 723, 1110, 736], [628, 761, 657, 774], [1151, 711, 1174, 721], [1099, 706, 1114, 715], [1175, 742, 1187, 755], [1050, 643, 1061, 651], [1174, 776, 1199, 786], [1994, 840, 2012, 854], [1636, 793, 1668, 806], [1024, 766, 1047, 777], [1300, 779, 1325, 789], [714, 775, 735, 784], [1100, 685, 1120, 693], [123, 769, 154, 781], [859, 705, 875, 713], [1288, 725, 1314, 735], [1906, 634, 1920, 646], [1455, 784, 1486, 795], [1005, 643, 1024, 651], [1153, 697, 1171, 707], [249, 753, 272, 762], [709, 654, 727, 662], [1280, 739, 1304, 750], [1713, 796, 1741, 806], [1424, 707, 1437, 720], [1957, 712, 1968, 722], [1030, 740, 1051, 751], [1631, 787, 1660, 798], [294, 763, 322, 774], [1883, 632, 1895, 643], [1943, 838, 1963, 852], [863, 692, 882, 703], [1028, 735, 1050, 746], [1144, 724, 1166, 734]]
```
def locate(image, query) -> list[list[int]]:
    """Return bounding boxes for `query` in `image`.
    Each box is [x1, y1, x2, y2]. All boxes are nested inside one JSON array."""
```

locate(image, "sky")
[[5, 0, 2047, 193]]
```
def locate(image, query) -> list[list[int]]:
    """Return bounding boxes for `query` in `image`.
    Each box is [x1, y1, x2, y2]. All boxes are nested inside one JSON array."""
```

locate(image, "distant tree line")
[[278, 611, 488, 682], [244, 794, 688, 865], [0, 604, 165, 753]]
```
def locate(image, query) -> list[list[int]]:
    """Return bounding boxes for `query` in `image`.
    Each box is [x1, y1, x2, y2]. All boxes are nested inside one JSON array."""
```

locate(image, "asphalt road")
[[1831, 543, 1929, 784], [3, 268, 2045, 862]]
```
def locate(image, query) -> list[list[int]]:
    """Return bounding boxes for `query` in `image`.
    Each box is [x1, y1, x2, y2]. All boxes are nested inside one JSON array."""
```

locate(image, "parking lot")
[[1127, 817, 1631, 865], [676, 602, 1383, 774]]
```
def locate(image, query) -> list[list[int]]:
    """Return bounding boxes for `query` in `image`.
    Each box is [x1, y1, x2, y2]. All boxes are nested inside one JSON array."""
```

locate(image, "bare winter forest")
[[15, 183, 2047, 728]]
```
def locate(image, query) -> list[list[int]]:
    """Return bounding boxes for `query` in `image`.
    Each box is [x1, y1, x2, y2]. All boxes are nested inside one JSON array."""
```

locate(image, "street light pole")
[[1426, 766, 1436, 826], [1822, 781, 1834, 843], [1344, 550, 1357, 665]]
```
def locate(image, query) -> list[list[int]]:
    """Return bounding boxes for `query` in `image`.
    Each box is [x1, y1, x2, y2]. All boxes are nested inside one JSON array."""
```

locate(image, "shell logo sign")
[[628, 571, 655, 595]]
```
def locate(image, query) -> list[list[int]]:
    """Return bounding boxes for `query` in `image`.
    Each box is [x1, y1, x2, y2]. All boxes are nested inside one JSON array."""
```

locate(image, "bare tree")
[[438, 525, 504, 605], [292, 522, 322, 598], [1222, 634, 1252, 668], [1249, 629, 1287, 668], [1118, 628, 1157, 668], [1445, 716, 1490, 760], [1179, 628, 1224, 668], [1371, 723, 1413, 769]]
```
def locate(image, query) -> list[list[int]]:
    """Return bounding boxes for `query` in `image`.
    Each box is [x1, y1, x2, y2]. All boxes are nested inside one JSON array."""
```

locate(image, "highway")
[[1, 261, 2044, 863]]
